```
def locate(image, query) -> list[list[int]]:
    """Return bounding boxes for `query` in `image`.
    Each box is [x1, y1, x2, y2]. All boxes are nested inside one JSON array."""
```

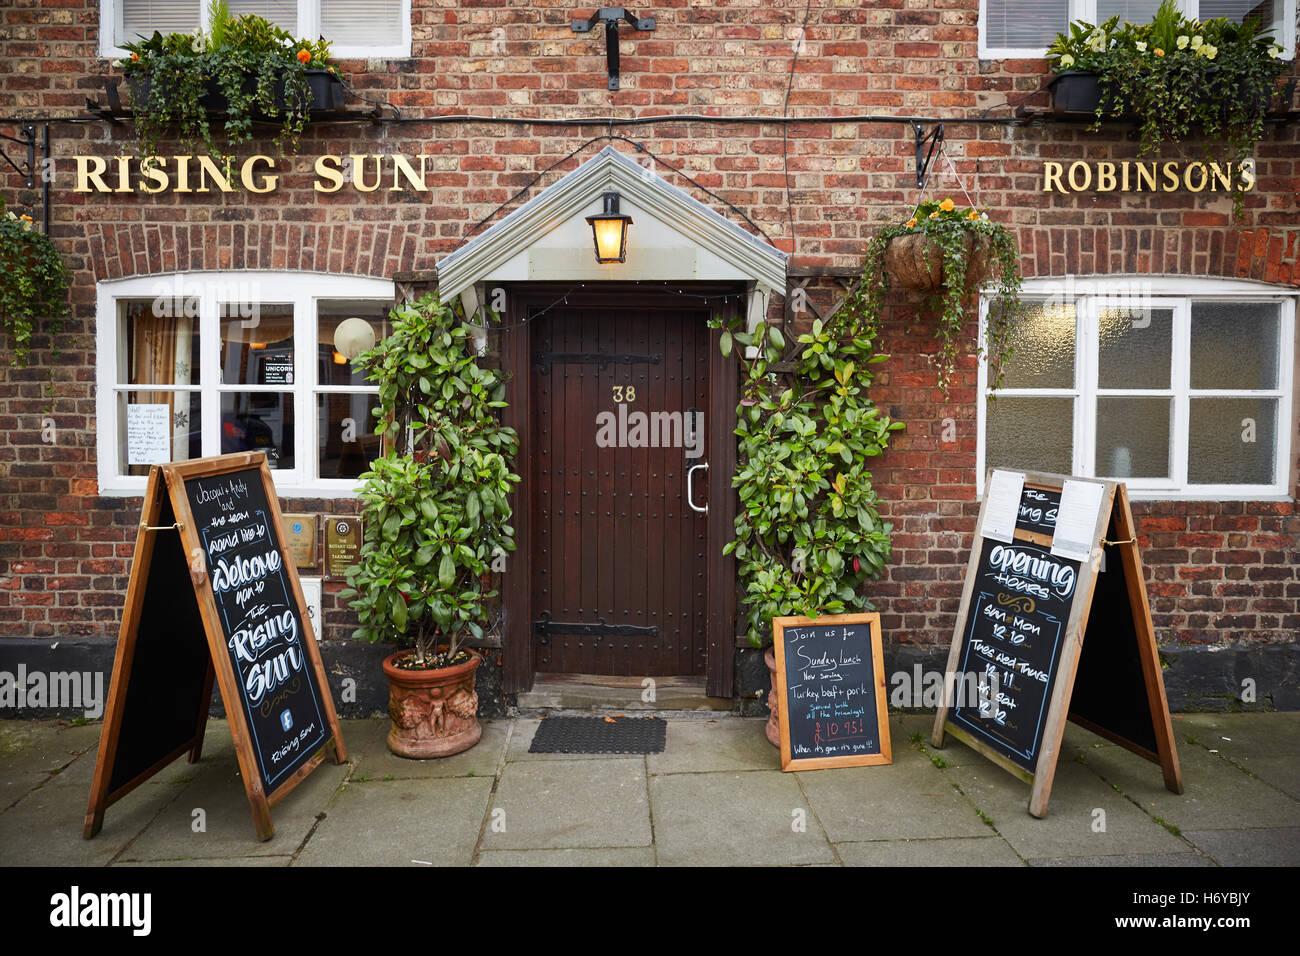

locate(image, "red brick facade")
[[1, 0, 1297, 667]]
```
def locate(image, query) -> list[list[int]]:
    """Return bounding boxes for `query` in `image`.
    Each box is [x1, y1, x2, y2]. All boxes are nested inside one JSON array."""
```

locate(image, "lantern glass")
[[586, 192, 632, 263]]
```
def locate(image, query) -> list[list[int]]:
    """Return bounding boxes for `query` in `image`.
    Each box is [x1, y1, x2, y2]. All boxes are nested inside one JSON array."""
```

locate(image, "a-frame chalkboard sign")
[[85, 452, 347, 842], [931, 469, 1182, 818]]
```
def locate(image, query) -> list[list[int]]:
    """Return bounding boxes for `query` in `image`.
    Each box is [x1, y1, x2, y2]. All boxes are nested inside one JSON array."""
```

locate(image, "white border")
[[96, 270, 394, 498], [976, 275, 1298, 501]]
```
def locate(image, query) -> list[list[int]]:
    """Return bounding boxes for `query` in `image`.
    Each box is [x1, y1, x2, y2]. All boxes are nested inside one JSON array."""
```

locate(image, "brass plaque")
[[281, 513, 318, 570], [325, 515, 363, 581]]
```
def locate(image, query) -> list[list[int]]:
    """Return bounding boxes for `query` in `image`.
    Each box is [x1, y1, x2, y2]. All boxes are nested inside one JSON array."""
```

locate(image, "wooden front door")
[[529, 301, 711, 676]]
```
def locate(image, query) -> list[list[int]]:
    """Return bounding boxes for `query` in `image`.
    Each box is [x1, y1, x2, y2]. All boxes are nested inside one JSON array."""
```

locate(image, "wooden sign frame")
[[85, 452, 347, 842], [931, 470, 1182, 818], [773, 612, 892, 771]]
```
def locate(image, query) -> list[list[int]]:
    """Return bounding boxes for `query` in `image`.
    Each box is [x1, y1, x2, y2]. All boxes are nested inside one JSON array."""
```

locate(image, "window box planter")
[[128, 69, 341, 118], [1050, 70, 1104, 116]]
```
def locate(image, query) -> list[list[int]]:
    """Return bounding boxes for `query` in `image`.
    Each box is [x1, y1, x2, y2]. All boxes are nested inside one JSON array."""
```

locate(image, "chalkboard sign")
[[932, 470, 1182, 818], [86, 453, 346, 842], [185, 469, 331, 792], [947, 537, 1079, 773], [772, 613, 891, 771]]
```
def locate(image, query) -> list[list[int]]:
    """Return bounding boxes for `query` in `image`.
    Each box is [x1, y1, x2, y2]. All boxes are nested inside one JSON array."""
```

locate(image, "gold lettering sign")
[[72, 153, 440, 195], [1042, 159, 1255, 195]]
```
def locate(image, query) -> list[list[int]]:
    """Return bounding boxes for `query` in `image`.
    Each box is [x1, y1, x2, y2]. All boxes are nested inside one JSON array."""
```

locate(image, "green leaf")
[[719, 331, 733, 357]]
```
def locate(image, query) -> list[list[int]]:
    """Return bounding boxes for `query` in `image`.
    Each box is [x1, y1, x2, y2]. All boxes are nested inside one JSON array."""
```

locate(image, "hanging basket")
[[883, 230, 992, 293]]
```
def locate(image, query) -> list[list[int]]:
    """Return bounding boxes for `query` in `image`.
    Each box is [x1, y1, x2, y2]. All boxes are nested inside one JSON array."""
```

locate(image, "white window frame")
[[976, 275, 1298, 501], [99, 0, 413, 60], [96, 271, 394, 498], [978, 0, 1296, 60]]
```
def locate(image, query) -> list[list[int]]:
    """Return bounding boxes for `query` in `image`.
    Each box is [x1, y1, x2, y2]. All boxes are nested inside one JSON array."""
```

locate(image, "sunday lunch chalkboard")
[[186, 468, 331, 792], [772, 613, 891, 771]]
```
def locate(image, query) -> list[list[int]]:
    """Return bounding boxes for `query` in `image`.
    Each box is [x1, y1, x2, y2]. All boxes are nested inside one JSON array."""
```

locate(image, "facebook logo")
[[280, 709, 293, 732]]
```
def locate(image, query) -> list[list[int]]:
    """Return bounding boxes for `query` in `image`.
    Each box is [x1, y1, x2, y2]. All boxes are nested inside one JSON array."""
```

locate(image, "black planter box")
[[1050, 70, 1103, 115], [127, 68, 341, 116]]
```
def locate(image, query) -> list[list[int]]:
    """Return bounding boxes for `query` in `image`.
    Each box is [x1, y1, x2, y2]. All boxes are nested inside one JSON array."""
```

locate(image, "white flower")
[[1268, 45, 1282, 58], [980, 212, 990, 221], [1177, 35, 1189, 49], [1190, 34, 1203, 50], [111, 58, 123, 68], [1060, 53, 1075, 68], [1203, 43, 1217, 60], [1135, 41, 1147, 52]]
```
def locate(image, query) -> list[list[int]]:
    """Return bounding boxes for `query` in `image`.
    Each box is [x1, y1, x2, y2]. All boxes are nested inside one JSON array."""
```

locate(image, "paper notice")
[[127, 403, 171, 465], [982, 469, 1025, 543], [1052, 480, 1105, 562]]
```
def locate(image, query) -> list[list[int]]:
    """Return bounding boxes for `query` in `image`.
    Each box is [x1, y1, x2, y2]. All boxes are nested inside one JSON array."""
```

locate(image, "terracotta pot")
[[763, 647, 781, 748], [884, 230, 991, 293], [382, 648, 482, 758]]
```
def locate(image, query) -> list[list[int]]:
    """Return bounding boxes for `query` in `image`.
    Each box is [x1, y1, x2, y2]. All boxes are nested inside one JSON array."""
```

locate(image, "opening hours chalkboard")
[[931, 470, 1182, 818], [772, 613, 891, 771], [85, 452, 347, 842]]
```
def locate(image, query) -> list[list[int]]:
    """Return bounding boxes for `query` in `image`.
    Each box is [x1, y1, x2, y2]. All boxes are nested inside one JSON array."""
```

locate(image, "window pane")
[[220, 304, 294, 386], [119, 300, 200, 386], [1096, 0, 1164, 23], [318, 302, 393, 387], [1098, 306, 1172, 390], [1188, 398, 1277, 484], [986, 397, 1074, 474], [1095, 397, 1171, 478], [221, 391, 295, 469], [320, 0, 404, 46], [1200, 0, 1276, 27], [118, 391, 201, 477], [997, 302, 1076, 389], [318, 393, 382, 479], [121, 0, 201, 44], [228, 0, 297, 33], [1190, 302, 1279, 390], [984, 0, 1069, 48]]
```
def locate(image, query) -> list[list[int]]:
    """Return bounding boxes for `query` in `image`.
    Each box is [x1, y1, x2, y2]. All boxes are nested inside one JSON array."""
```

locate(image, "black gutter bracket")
[[571, 7, 657, 91], [913, 121, 944, 190]]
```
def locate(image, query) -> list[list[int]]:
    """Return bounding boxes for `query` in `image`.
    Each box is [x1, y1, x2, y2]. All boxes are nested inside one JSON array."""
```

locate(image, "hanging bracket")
[[913, 121, 944, 190], [0, 121, 50, 234], [571, 7, 657, 91]]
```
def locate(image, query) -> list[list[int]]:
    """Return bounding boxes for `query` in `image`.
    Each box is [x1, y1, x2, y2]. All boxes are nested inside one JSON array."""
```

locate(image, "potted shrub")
[[117, 1, 343, 161], [849, 197, 1023, 392], [340, 293, 519, 758], [0, 198, 68, 369], [1045, 1, 1289, 213], [712, 301, 902, 745]]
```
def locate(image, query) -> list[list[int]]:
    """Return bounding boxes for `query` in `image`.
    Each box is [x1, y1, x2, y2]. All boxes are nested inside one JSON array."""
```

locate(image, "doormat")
[[528, 716, 667, 754]]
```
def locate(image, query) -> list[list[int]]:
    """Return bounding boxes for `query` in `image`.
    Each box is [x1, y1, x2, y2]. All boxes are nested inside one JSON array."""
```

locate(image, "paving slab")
[[1176, 713, 1300, 758], [1081, 740, 1300, 831], [0, 720, 102, 809], [649, 770, 836, 866], [117, 752, 349, 861], [646, 719, 780, 775], [837, 836, 1025, 867], [475, 847, 657, 866], [1183, 828, 1300, 867], [799, 746, 991, 842], [1029, 852, 1212, 866], [483, 757, 651, 850], [345, 717, 507, 781], [945, 759, 1189, 860], [1223, 754, 1300, 800], [295, 777, 493, 866]]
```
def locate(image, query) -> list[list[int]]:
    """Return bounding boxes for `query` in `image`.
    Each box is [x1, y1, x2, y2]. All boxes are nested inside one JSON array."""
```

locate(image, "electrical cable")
[[782, 0, 815, 264]]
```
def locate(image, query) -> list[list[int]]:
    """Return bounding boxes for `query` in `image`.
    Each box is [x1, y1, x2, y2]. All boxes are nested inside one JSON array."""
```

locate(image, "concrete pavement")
[[1, 711, 1296, 866]]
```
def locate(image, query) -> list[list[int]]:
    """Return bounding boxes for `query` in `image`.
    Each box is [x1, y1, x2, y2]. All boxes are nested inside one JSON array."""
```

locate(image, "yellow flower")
[[939, 198, 955, 212], [905, 218, 917, 228], [967, 210, 978, 220], [1177, 35, 1189, 50], [1190, 35, 1203, 50], [929, 211, 939, 220], [1154, 48, 1164, 56]]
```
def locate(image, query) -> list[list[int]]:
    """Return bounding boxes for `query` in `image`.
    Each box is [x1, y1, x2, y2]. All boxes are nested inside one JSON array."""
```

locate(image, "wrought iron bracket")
[[0, 121, 50, 233], [912, 121, 944, 190], [571, 7, 657, 91]]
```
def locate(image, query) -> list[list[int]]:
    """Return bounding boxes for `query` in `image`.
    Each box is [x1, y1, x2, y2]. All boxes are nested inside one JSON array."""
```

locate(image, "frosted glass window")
[[1098, 307, 1172, 390], [998, 302, 1077, 389], [1188, 398, 1277, 484], [1096, 397, 1171, 478], [984, 0, 1070, 48], [986, 397, 1074, 474], [320, 0, 404, 46], [1190, 302, 1279, 390]]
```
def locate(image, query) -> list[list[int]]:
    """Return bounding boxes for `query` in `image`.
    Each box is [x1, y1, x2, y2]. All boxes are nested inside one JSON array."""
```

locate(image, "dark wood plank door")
[[531, 303, 711, 676]]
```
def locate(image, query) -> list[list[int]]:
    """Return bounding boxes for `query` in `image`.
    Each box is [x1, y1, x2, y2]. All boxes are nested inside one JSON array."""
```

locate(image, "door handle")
[[687, 462, 709, 514]]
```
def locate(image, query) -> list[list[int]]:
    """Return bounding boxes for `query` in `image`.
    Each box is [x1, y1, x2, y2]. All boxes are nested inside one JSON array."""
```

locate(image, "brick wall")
[[1, 0, 1297, 657]]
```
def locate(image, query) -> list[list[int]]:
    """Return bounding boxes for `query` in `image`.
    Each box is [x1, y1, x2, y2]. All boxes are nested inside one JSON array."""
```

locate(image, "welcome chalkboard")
[[772, 613, 891, 771], [932, 470, 1182, 818], [86, 453, 346, 843], [947, 537, 1079, 773], [185, 468, 331, 793]]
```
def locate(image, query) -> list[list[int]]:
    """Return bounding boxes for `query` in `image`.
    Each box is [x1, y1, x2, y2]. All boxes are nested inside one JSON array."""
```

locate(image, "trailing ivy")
[[0, 198, 68, 370], [340, 293, 520, 667]]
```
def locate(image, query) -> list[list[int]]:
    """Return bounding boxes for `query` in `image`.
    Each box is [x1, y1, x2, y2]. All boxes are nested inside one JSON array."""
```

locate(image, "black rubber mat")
[[528, 716, 667, 754]]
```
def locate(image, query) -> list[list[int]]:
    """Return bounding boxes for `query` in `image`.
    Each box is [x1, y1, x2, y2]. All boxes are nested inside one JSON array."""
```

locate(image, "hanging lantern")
[[585, 192, 633, 263]]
